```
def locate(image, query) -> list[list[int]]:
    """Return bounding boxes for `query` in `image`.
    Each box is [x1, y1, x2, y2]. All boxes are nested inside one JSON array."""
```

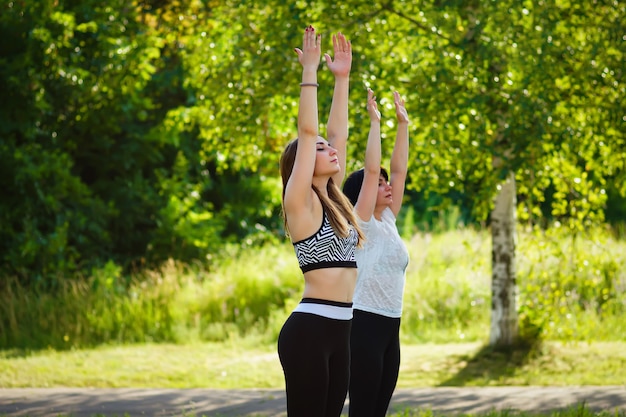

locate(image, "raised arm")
[[324, 32, 352, 185], [354, 88, 382, 221], [389, 91, 409, 217], [283, 26, 321, 215]]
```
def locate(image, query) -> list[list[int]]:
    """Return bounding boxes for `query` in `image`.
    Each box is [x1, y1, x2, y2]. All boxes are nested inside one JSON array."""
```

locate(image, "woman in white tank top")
[[342, 90, 410, 417]]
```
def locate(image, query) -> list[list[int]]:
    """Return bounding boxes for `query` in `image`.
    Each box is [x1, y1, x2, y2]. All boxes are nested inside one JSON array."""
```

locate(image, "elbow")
[[298, 125, 318, 139], [390, 167, 407, 178], [364, 164, 380, 175]]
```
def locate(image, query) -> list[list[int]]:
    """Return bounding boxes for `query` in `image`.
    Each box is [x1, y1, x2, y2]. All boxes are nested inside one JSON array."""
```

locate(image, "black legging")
[[348, 309, 401, 417], [278, 308, 352, 417]]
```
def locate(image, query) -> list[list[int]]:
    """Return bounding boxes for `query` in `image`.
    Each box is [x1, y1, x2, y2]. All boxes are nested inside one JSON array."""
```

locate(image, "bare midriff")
[[302, 267, 357, 303]]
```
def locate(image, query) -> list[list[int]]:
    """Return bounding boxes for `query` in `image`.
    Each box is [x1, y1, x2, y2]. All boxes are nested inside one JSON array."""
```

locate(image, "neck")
[[312, 176, 330, 196], [374, 204, 387, 220]]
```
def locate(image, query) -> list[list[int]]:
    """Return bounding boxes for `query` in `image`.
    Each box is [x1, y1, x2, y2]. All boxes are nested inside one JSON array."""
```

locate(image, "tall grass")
[[1, 227, 625, 350], [401, 228, 492, 343]]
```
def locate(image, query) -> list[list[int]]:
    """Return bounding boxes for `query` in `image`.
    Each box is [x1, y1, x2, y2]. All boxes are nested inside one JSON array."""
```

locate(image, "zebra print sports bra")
[[293, 211, 358, 273]]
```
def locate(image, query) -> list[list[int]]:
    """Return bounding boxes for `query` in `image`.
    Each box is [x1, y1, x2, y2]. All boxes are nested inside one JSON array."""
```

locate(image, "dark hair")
[[342, 167, 388, 206], [279, 138, 364, 245]]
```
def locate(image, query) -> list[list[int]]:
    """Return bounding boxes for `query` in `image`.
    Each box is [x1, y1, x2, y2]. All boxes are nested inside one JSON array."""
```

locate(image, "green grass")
[[387, 409, 626, 417], [387, 410, 626, 417], [1, 343, 625, 416], [1, 217, 625, 417], [2, 227, 625, 350], [2, 340, 625, 388]]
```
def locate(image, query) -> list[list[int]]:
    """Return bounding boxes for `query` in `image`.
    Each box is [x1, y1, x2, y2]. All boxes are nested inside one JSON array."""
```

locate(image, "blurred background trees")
[[1, 0, 623, 308]]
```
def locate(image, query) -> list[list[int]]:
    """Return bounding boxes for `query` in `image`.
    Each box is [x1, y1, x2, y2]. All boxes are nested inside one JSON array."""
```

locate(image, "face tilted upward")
[[314, 137, 340, 177]]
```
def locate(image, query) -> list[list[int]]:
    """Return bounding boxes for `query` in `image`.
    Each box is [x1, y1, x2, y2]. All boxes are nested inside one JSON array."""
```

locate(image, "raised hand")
[[295, 25, 321, 70], [394, 91, 409, 124], [367, 88, 381, 123], [324, 32, 352, 78]]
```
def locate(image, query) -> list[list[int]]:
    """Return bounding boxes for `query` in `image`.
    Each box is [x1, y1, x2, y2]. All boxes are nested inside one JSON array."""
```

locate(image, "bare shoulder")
[[285, 189, 324, 242]]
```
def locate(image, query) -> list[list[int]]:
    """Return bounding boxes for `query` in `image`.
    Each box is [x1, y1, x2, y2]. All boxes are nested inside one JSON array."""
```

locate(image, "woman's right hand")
[[295, 25, 321, 71]]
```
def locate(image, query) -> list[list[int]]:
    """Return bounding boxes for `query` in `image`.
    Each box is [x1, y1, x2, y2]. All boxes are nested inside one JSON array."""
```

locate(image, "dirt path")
[[1, 386, 625, 416]]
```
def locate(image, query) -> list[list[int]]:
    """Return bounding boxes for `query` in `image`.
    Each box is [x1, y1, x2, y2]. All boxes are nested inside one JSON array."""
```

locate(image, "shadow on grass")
[[438, 339, 543, 386]]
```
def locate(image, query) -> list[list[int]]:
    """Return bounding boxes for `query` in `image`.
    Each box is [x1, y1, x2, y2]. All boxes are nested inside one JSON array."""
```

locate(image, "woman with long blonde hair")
[[277, 25, 363, 417]]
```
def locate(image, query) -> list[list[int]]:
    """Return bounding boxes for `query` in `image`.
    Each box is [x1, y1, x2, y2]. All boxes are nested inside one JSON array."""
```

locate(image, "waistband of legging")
[[292, 297, 353, 320]]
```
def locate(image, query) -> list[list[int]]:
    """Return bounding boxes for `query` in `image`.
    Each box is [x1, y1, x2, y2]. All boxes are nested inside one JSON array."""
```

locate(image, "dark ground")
[[1, 386, 626, 416]]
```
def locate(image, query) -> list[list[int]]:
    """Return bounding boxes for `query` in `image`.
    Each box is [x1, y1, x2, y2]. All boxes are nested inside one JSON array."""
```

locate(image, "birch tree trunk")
[[490, 172, 518, 347]]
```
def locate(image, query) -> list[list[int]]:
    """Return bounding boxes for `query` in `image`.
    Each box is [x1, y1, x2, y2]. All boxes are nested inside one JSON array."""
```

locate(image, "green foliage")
[[0, 243, 303, 349], [0, 262, 177, 349], [167, 244, 301, 342], [0, 0, 624, 299], [517, 226, 626, 342], [345, 0, 624, 226], [1, 228, 624, 350], [402, 228, 492, 342], [1, 0, 169, 282], [0, 0, 287, 283]]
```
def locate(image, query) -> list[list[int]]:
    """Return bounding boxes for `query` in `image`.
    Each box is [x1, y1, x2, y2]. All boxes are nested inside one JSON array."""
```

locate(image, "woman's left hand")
[[394, 91, 409, 124]]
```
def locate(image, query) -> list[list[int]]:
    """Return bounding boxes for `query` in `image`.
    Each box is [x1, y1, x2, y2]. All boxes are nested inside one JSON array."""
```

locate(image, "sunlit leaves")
[[1, 0, 623, 283], [328, 0, 626, 228]]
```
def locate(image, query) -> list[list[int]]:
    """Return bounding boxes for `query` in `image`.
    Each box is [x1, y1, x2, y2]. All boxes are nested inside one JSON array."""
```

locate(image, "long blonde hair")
[[279, 138, 364, 245]]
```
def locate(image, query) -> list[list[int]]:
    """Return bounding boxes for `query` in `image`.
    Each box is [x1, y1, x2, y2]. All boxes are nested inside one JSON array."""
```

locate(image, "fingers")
[[394, 91, 406, 107], [302, 27, 309, 48], [303, 25, 314, 49], [367, 88, 377, 105], [333, 32, 351, 54], [367, 88, 379, 116], [392, 91, 409, 123], [302, 25, 321, 49], [298, 26, 321, 67], [323, 31, 352, 76]]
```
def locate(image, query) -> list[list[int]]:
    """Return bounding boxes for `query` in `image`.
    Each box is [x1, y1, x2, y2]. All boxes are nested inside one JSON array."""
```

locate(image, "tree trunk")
[[489, 172, 518, 347]]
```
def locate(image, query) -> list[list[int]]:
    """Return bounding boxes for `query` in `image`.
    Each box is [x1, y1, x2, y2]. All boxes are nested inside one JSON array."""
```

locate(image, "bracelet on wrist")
[[300, 82, 319, 87]]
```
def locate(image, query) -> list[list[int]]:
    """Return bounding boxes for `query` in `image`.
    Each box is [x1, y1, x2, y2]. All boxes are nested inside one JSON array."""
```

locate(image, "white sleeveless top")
[[353, 207, 409, 318]]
